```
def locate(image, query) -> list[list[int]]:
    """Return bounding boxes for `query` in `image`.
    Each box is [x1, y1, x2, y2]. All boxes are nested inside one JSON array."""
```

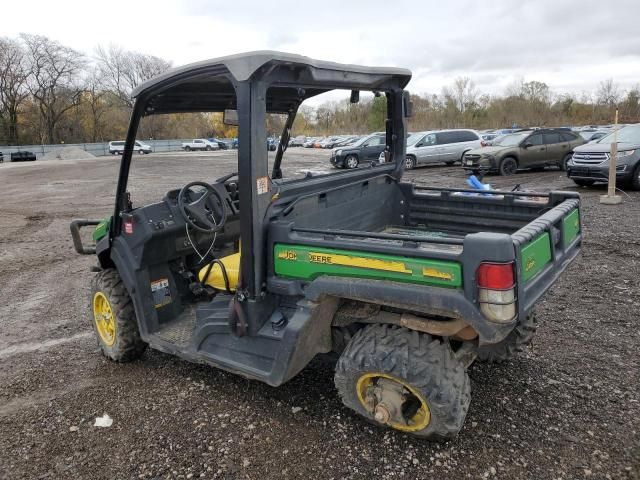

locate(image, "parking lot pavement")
[[0, 149, 638, 479]]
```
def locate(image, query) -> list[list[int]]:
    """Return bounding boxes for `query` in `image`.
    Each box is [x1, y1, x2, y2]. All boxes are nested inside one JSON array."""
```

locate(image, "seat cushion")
[[198, 252, 240, 292]]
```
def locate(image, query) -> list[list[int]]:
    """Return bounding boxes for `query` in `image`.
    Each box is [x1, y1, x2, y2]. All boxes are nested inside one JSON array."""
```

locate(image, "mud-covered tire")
[[499, 156, 518, 176], [559, 153, 572, 171], [334, 324, 470, 441], [90, 269, 146, 362], [476, 310, 537, 363]]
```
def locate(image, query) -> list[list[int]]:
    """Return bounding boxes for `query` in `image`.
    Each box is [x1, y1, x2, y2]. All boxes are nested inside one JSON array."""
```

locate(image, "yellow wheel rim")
[[356, 372, 431, 432], [93, 292, 116, 346]]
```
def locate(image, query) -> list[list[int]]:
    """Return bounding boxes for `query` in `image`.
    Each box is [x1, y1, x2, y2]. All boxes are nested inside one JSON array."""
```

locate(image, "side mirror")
[[223, 109, 239, 126], [350, 90, 360, 104]]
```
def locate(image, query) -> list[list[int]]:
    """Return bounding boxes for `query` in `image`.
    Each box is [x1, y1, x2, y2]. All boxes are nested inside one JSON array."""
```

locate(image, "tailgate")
[[512, 198, 581, 313]]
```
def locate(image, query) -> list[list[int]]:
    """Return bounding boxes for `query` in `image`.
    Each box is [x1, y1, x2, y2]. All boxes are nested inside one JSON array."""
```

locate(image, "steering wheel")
[[177, 181, 227, 233]]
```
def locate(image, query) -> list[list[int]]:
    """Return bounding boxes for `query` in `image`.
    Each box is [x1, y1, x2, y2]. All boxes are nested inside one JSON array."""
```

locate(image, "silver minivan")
[[394, 129, 482, 169]]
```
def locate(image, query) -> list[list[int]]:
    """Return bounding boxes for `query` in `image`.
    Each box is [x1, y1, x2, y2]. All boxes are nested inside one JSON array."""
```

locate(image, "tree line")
[[2, 33, 639, 146]]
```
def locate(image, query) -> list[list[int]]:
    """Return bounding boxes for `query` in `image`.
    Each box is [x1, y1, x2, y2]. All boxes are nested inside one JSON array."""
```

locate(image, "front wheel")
[[345, 155, 359, 169], [335, 324, 470, 441], [90, 269, 146, 362], [499, 157, 518, 176], [184, 146, 191, 152]]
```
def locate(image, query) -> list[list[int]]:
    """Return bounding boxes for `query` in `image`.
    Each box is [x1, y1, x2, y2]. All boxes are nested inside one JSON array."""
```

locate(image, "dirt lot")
[[0, 149, 638, 480]]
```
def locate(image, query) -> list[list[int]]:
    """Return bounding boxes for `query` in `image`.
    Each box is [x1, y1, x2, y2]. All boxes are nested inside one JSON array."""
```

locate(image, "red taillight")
[[124, 218, 134, 234], [477, 262, 514, 290]]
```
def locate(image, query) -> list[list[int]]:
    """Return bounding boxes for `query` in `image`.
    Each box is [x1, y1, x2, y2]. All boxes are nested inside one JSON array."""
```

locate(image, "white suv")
[[109, 140, 152, 155]]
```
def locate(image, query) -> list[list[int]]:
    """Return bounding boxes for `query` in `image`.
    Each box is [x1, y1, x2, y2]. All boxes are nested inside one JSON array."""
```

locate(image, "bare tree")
[[596, 79, 620, 107], [21, 34, 86, 143], [95, 45, 171, 108], [84, 67, 108, 142], [451, 77, 478, 113], [0, 37, 29, 144]]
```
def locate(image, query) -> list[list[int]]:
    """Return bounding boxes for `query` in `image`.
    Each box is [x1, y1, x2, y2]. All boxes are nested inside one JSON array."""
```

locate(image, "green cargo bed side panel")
[[521, 232, 552, 282], [274, 244, 462, 288], [563, 209, 580, 247]]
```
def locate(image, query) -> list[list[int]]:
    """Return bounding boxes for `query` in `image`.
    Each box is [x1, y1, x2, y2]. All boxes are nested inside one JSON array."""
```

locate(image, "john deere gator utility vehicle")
[[71, 51, 582, 440]]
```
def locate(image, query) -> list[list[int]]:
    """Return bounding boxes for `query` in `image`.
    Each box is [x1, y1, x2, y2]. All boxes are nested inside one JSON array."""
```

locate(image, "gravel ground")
[[0, 149, 638, 480]]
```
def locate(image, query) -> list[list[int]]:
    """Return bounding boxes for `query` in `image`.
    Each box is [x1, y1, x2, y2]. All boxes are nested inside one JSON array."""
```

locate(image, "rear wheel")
[[90, 269, 146, 362], [476, 310, 537, 363], [499, 156, 518, 176], [573, 179, 595, 187], [404, 156, 416, 170], [345, 155, 359, 169], [335, 324, 470, 441]]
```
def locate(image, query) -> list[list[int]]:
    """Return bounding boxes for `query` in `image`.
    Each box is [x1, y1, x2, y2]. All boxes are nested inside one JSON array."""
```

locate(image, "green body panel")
[[563, 209, 580, 247], [520, 232, 552, 282], [92, 216, 111, 242], [273, 244, 462, 288]]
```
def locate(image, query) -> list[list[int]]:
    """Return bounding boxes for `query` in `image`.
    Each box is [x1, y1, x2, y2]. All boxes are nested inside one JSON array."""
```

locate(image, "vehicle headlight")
[[616, 149, 635, 158], [335, 150, 342, 156]]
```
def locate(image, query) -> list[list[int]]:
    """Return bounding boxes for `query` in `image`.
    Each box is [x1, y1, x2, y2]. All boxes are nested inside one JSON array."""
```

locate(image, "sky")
[[4, 0, 640, 104]]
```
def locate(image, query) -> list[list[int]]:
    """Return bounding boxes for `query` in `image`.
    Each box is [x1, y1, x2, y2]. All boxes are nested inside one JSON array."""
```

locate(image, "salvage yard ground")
[[0, 148, 638, 479]]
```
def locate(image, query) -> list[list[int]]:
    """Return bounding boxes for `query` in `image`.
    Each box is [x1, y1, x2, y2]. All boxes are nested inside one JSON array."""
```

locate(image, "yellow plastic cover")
[[198, 252, 240, 292]]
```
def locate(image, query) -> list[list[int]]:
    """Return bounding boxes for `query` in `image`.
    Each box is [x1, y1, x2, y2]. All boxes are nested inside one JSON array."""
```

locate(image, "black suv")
[[330, 133, 385, 169]]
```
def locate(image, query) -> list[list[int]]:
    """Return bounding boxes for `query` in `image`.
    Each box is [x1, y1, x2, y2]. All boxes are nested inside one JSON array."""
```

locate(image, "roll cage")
[[112, 51, 412, 302]]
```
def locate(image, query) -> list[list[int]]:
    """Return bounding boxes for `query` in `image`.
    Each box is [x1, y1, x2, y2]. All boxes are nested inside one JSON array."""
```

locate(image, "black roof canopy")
[[132, 51, 412, 114]]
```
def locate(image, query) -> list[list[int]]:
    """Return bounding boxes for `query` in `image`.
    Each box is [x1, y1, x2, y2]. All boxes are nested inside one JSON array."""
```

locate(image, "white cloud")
[[4, 0, 640, 101]]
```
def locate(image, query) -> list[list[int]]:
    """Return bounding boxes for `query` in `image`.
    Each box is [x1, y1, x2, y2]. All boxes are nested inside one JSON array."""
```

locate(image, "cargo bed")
[[267, 173, 581, 342]]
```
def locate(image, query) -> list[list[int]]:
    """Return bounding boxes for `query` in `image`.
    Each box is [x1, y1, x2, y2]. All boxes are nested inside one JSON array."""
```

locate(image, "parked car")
[[289, 136, 306, 147], [567, 124, 640, 189], [109, 140, 152, 155], [267, 138, 279, 151], [181, 139, 220, 151], [331, 133, 386, 169], [313, 138, 326, 148], [578, 131, 608, 142], [0, 151, 3, 162], [400, 129, 482, 169], [303, 137, 319, 148], [462, 129, 586, 175], [333, 136, 359, 148], [208, 138, 230, 149], [480, 133, 500, 146], [320, 136, 344, 149], [10, 151, 37, 161]]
